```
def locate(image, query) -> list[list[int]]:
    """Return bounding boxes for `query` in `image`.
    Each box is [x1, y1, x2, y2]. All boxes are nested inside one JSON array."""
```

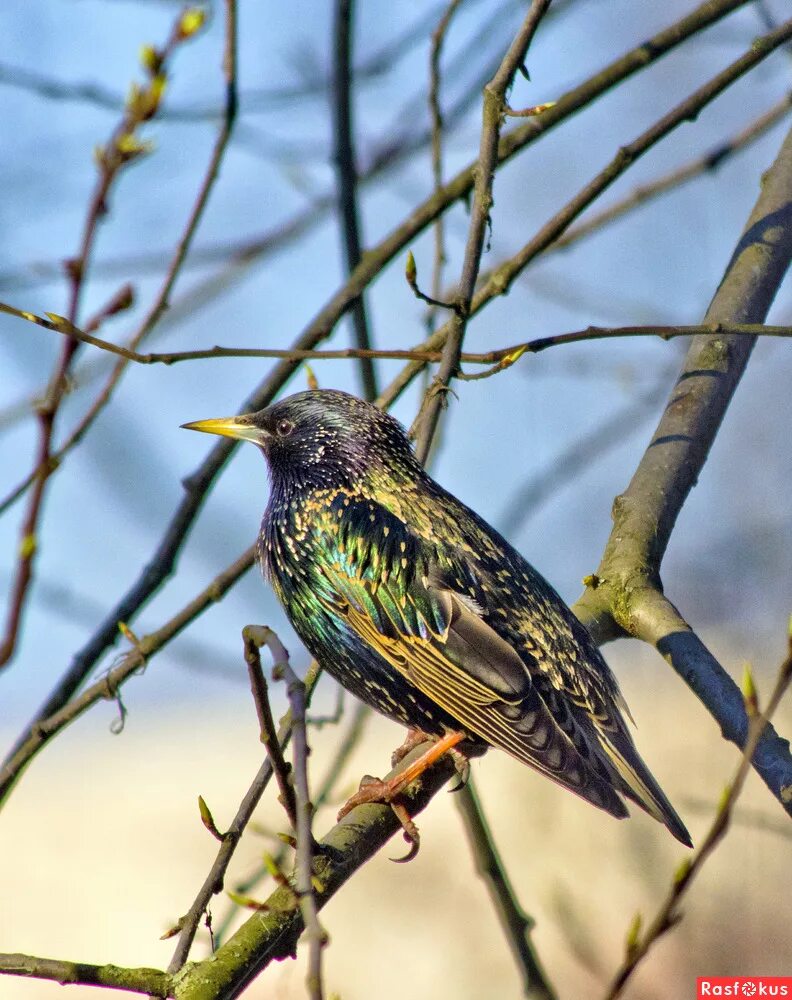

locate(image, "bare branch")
[[213, 700, 370, 949], [173, 746, 461, 998], [427, 0, 465, 330], [384, 18, 792, 408], [268, 629, 327, 1000], [414, 0, 553, 458], [167, 658, 322, 973], [7, 306, 792, 370], [332, 0, 378, 401], [456, 779, 557, 1000], [243, 627, 298, 830], [0, 10, 208, 670], [604, 641, 792, 999], [574, 124, 792, 813], [0, 953, 170, 997]]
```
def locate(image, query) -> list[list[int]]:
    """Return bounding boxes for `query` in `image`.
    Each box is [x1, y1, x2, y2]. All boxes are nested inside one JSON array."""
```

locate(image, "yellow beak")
[[180, 414, 264, 444]]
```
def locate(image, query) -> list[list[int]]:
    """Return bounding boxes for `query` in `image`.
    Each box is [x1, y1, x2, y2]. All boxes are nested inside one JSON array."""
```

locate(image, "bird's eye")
[[276, 418, 294, 437]]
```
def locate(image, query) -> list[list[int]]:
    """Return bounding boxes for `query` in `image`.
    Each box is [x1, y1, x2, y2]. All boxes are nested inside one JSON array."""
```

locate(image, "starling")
[[183, 389, 691, 847]]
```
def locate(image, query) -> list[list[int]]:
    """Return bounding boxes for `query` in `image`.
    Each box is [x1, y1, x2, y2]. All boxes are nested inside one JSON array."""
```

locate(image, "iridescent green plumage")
[[184, 389, 690, 846]]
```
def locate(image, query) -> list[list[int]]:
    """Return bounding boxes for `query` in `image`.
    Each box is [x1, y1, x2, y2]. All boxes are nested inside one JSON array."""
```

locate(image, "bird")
[[183, 388, 691, 848]]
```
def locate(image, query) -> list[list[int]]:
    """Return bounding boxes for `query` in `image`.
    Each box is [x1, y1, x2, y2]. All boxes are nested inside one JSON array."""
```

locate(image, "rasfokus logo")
[[697, 978, 792, 997]]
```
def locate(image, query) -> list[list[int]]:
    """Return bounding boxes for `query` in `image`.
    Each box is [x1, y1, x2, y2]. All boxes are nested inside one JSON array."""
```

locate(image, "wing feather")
[[312, 492, 688, 840]]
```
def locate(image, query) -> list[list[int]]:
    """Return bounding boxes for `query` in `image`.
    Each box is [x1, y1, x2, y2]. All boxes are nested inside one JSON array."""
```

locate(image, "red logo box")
[[697, 978, 792, 998]]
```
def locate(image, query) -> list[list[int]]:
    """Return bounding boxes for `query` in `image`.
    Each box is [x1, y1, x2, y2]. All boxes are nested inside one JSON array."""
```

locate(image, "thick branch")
[[605, 643, 792, 998], [574, 125, 792, 812], [173, 747, 459, 999]]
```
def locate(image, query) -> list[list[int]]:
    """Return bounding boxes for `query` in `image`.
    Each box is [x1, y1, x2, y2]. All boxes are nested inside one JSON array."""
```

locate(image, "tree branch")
[[332, 0, 378, 401], [455, 778, 557, 1000], [0, 10, 208, 670], [268, 630, 327, 1000], [6, 307, 792, 369], [604, 640, 792, 998], [0, 953, 171, 997], [413, 0, 553, 456], [166, 658, 322, 972], [172, 747, 460, 999], [574, 124, 792, 814]]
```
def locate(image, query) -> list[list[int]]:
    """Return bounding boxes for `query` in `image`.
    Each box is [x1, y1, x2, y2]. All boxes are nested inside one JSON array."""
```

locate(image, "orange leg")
[[389, 730, 465, 787]]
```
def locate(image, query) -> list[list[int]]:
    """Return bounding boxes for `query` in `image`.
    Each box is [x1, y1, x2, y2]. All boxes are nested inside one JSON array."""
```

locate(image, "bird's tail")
[[602, 733, 692, 847]]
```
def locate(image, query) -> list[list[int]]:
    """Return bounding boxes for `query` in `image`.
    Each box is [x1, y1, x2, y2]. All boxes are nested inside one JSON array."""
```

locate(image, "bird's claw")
[[446, 747, 471, 792], [337, 774, 422, 862], [389, 802, 420, 863]]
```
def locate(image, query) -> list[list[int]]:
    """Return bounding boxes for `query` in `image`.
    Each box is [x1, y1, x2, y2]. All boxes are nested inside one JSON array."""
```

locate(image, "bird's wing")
[[317, 493, 631, 818]]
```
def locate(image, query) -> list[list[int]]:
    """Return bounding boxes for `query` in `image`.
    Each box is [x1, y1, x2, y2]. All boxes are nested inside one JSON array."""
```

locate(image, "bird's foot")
[[338, 774, 421, 862], [337, 730, 466, 862], [390, 728, 432, 767]]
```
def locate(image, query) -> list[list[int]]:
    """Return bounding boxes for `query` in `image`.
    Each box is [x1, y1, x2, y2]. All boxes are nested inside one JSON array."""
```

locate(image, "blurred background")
[[0, 1, 790, 997]]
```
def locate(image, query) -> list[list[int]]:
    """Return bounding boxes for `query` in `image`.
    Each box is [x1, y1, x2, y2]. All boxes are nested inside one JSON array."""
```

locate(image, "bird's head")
[[182, 389, 419, 489]]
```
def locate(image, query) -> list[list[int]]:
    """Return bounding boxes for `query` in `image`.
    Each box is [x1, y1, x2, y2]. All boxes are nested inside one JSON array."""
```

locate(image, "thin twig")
[[166, 659, 322, 973], [243, 626, 298, 830], [0, 10, 207, 670], [266, 629, 327, 1000], [332, 0, 378, 401], [7, 305, 792, 369], [456, 779, 556, 1000], [603, 638, 792, 999], [0, 2, 238, 516], [414, 0, 553, 459], [427, 0, 465, 331]]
